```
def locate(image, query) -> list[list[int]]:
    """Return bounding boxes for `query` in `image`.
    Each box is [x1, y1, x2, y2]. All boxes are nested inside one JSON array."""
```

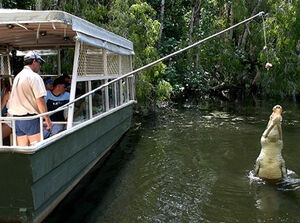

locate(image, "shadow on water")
[[249, 170, 300, 222], [44, 100, 300, 222], [44, 117, 144, 223]]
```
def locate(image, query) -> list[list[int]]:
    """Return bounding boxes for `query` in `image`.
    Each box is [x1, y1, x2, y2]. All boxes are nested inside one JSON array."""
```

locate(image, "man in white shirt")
[[8, 51, 51, 146]]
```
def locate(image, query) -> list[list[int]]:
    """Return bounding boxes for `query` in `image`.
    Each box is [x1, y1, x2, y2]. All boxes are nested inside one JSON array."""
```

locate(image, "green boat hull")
[[0, 104, 133, 223]]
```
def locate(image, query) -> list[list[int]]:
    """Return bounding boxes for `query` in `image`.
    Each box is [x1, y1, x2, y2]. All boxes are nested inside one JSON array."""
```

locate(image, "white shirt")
[[8, 66, 46, 115]]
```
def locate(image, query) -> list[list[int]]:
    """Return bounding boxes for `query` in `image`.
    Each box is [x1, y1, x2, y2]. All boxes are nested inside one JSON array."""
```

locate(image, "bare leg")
[[28, 133, 41, 145], [17, 135, 30, 146], [2, 124, 12, 138]]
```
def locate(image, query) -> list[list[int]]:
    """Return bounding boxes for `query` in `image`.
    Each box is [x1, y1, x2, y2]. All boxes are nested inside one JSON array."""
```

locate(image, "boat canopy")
[[0, 9, 134, 55]]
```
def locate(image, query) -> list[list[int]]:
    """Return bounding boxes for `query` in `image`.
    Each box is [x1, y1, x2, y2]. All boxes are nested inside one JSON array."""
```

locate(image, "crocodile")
[[254, 105, 287, 180]]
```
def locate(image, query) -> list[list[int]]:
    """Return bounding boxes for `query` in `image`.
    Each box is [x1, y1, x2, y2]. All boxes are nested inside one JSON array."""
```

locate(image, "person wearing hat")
[[44, 76, 70, 138], [44, 77, 54, 91], [8, 51, 51, 146]]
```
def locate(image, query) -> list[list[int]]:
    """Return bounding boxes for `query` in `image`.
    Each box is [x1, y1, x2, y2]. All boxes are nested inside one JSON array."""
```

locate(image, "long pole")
[[61, 11, 265, 108]]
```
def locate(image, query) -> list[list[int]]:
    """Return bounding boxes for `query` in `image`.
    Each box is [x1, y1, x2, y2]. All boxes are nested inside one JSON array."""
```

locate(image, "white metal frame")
[[67, 40, 80, 129], [0, 39, 136, 149]]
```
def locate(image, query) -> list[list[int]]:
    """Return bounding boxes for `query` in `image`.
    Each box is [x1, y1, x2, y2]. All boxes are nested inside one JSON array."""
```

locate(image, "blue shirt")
[[45, 90, 70, 121]]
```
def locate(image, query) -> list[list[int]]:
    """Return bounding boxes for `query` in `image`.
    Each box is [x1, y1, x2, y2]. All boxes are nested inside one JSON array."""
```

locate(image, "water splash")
[[276, 170, 300, 191], [248, 169, 300, 191], [248, 170, 265, 185]]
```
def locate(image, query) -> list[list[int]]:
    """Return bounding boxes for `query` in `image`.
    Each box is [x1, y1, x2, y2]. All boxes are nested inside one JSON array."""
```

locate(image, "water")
[[45, 101, 300, 222]]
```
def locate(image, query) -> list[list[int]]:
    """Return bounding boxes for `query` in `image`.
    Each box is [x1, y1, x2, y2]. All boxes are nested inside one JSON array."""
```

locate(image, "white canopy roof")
[[0, 9, 134, 55]]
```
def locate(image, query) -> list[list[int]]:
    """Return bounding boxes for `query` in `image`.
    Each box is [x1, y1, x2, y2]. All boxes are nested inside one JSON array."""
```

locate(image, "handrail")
[[0, 73, 135, 147], [0, 101, 136, 153], [0, 74, 135, 121]]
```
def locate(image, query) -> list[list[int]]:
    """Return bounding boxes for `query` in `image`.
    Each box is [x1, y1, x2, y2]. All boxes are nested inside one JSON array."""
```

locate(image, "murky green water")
[[45, 101, 300, 223]]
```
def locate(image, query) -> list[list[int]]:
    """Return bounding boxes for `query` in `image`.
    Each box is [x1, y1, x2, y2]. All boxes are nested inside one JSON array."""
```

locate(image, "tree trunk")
[[229, 4, 234, 40], [189, 5, 195, 44], [188, 1, 202, 67], [36, 0, 42, 10], [189, 0, 202, 44], [158, 0, 165, 47], [240, 0, 262, 48], [251, 69, 261, 85], [52, 0, 60, 9], [224, 3, 229, 41]]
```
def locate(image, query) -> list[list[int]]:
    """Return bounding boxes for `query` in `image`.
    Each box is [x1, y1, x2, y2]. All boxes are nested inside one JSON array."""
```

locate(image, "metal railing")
[[0, 74, 135, 148]]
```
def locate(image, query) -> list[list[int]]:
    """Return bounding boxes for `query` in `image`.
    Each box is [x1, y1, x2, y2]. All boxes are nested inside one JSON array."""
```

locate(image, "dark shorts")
[[14, 114, 40, 137]]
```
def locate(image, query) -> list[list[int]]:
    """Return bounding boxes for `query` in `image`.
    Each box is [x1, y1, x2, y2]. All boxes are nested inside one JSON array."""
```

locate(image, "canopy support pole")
[[67, 41, 80, 129]]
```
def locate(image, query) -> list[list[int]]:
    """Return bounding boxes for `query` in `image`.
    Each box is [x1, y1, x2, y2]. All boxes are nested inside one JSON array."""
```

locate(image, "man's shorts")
[[43, 124, 65, 139], [14, 114, 40, 136]]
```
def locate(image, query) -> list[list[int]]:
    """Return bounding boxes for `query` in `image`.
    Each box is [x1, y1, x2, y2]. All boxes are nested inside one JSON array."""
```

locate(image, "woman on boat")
[[73, 88, 85, 121], [1, 79, 12, 139]]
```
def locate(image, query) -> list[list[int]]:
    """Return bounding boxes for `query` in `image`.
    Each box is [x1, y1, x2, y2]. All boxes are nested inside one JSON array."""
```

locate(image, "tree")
[[126, 2, 170, 105], [157, 0, 165, 47], [257, 0, 300, 97], [3, 0, 300, 102], [1, 0, 34, 9]]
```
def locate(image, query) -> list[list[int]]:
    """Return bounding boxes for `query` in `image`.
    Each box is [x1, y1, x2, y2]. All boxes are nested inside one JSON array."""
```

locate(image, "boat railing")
[[0, 72, 136, 149]]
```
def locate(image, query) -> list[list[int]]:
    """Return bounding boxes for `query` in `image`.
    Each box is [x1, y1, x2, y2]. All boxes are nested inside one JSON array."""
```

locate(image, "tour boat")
[[0, 9, 135, 223]]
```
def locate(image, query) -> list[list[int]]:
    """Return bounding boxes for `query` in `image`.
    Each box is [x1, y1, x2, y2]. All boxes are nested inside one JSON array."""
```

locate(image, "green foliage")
[[103, 0, 131, 37], [127, 2, 160, 64], [125, 2, 171, 104], [1, 0, 34, 9], [157, 80, 172, 101], [82, 4, 108, 26], [41, 55, 58, 74], [82, 0, 172, 105], [257, 0, 300, 96], [61, 49, 74, 75], [40, 49, 74, 75], [147, 0, 300, 100], [3, 0, 300, 103]]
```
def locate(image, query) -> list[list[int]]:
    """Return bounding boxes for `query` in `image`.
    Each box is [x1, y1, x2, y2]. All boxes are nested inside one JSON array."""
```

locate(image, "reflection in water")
[[253, 183, 280, 222], [249, 170, 300, 223], [45, 101, 300, 223]]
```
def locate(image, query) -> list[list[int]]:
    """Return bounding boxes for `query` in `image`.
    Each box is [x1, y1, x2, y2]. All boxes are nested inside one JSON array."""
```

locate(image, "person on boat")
[[43, 76, 70, 138], [73, 88, 85, 121], [7, 51, 52, 146], [1, 79, 10, 116], [44, 77, 54, 91], [1, 79, 12, 139], [63, 75, 71, 92]]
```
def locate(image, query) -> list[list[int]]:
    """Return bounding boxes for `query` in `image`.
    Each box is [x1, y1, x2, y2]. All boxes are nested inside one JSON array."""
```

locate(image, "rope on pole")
[[261, 13, 273, 70]]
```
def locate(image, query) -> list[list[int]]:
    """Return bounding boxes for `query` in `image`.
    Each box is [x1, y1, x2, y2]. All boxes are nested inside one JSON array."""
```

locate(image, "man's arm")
[[36, 96, 51, 130], [1, 89, 9, 110]]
